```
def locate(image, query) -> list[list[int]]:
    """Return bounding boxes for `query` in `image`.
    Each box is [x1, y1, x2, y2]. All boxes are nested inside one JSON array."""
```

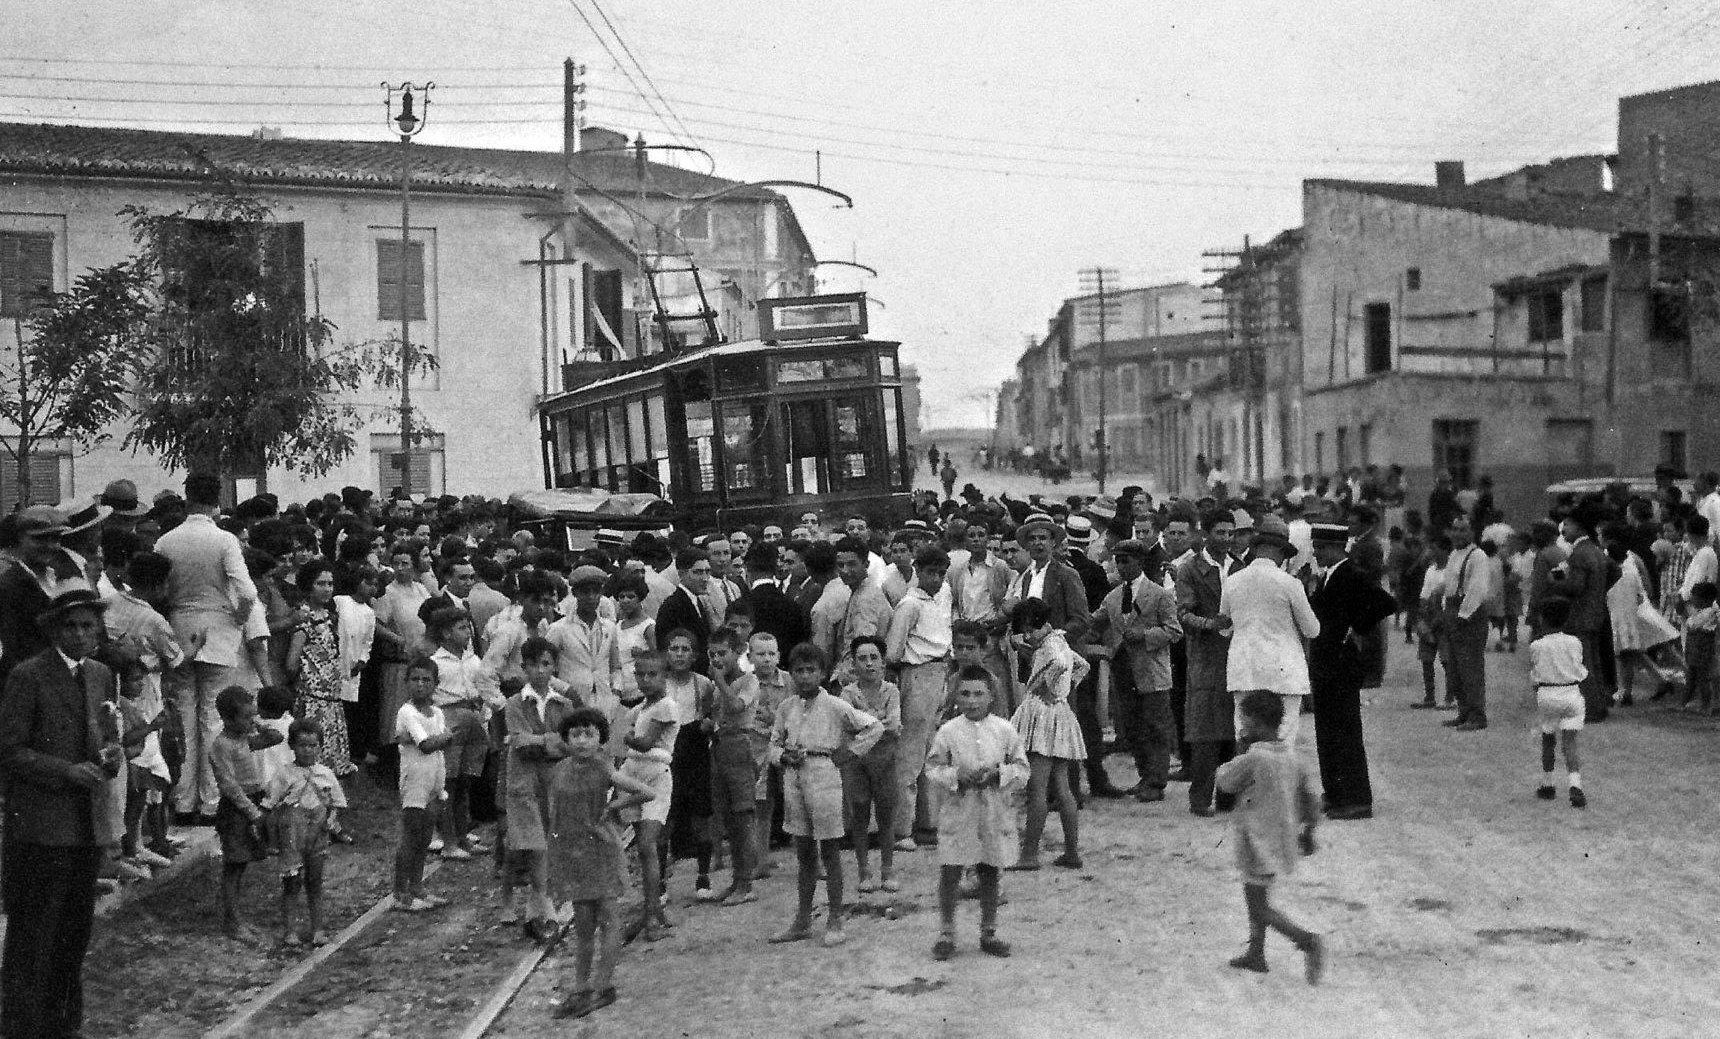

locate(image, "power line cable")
[[582, 0, 701, 152], [558, 0, 687, 150]]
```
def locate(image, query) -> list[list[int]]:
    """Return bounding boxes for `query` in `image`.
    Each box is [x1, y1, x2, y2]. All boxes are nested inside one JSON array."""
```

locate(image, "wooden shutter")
[[377, 239, 425, 321], [0, 232, 54, 317], [0, 453, 62, 510]]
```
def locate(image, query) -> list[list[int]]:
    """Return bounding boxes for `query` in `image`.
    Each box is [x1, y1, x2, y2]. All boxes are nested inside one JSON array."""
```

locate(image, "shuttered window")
[[377, 239, 426, 321], [370, 434, 443, 497], [0, 232, 54, 317], [0, 453, 63, 510]]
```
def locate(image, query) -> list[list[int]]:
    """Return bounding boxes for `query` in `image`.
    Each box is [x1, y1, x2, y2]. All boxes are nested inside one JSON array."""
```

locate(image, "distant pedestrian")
[[928, 444, 941, 474], [940, 458, 959, 500], [1216, 690, 1325, 984], [1524, 599, 1588, 809]]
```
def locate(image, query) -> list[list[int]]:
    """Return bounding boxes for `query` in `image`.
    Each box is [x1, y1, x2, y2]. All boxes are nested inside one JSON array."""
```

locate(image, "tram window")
[[626, 398, 648, 463], [686, 400, 717, 493], [568, 415, 590, 482], [879, 353, 898, 378], [783, 399, 832, 494], [722, 402, 767, 491], [777, 359, 823, 383], [554, 416, 574, 476], [881, 388, 906, 489], [590, 409, 610, 473], [646, 395, 668, 458], [834, 400, 868, 480], [717, 358, 766, 392], [606, 403, 628, 488], [826, 356, 867, 380]]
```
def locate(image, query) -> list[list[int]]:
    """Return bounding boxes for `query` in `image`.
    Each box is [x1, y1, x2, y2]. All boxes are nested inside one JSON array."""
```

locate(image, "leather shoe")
[[1134, 788, 1165, 803], [1323, 804, 1373, 820], [1165, 769, 1191, 783], [1190, 806, 1217, 818], [1454, 720, 1487, 731], [1089, 784, 1128, 800]]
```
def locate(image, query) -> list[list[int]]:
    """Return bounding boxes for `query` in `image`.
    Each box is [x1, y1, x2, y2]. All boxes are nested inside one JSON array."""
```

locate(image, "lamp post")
[[383, 81, 432, 497]]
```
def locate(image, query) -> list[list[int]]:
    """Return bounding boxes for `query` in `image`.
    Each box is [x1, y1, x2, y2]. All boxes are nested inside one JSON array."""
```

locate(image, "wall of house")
[[1617, 80, 1720, 199], [1300, 185, 1612, 388], [0, 175, 579, 503]]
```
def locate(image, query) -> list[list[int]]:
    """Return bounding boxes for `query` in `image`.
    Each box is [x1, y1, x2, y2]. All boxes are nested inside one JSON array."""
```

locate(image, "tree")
[[0, 264, 153, 506], [118, 185, 434, 486]]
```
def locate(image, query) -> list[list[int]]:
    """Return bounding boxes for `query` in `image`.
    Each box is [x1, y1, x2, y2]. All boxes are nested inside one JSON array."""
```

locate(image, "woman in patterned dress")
[[288, 560, 355, 776]]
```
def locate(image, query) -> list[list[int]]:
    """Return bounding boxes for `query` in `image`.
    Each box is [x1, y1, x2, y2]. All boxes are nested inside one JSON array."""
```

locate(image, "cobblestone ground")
[[490, 636, 1720, 1039]]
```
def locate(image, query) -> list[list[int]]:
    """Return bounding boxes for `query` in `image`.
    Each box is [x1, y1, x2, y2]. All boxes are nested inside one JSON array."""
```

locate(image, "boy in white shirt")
[[1525, 599, 1588, 808]]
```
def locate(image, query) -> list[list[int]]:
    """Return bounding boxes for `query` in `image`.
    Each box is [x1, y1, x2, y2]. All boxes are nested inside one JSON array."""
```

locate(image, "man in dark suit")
[[0, 506, 74, 688], [1542, 501, 1617, 723], [0, 590, 123, 1039], [1308, 526, 1397, 820], [418, 555, 482, 653], [739, 544, 810, 653], [655, 546, 713, 673]]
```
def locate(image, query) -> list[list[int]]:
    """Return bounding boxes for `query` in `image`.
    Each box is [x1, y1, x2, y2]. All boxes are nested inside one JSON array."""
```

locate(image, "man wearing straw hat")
[[1219, 515, 1320, 746]]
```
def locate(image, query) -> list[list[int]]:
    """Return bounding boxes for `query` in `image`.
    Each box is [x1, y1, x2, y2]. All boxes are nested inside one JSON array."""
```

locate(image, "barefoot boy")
[[618, 650, 680, 940]]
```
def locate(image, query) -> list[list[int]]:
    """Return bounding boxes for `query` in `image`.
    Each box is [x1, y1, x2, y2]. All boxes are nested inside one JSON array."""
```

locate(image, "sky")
[[6, 1, 1719, 426]]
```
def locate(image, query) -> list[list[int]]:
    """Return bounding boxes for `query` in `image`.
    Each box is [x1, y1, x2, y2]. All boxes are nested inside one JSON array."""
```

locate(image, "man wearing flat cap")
[[0, 590, 122, 1039], [1308, 524, 1396, 820], [0, 505, 78, 687]]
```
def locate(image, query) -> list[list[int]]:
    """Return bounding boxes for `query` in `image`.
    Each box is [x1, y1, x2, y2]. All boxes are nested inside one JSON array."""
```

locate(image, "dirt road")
[[486, 636, 1720, 1039]]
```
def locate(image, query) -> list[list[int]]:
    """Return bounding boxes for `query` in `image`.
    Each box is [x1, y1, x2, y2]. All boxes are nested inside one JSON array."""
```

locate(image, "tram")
[[536, 293, 914, 530]]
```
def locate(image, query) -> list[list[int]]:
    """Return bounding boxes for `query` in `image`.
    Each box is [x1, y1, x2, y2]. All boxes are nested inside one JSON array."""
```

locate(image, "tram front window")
[[783, 399, 831, 494]]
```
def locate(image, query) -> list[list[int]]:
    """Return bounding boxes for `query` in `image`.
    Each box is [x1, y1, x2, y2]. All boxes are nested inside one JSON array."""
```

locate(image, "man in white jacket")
[[1219, 515, 1320, 746]]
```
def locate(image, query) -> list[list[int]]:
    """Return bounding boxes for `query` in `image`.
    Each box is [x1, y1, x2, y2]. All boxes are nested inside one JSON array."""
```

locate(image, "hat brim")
[[1251, 532, 1293, 550], [98, 498, 149, 518], [37, 597, 109, 628], [63, 504, 113, 536]]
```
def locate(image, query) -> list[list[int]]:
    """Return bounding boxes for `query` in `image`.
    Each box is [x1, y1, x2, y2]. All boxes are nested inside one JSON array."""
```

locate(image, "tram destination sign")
[[758, 292, 869, 342]]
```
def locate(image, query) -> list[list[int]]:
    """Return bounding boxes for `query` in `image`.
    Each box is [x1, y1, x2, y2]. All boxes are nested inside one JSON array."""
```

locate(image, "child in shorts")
[[618, 650, 680, 941], [1526, 598, 1589, 808], [704, 628, 760, 905], [210, 685, 285, 940], [264, 719, 348, 947], [839, 635, 901, 894], [741, 633, 790, 881], [767, 643, 883, 948], [1215, 690, 1325, 984], [1411, 536, 1451, 709], [394, 656, 453, 911]]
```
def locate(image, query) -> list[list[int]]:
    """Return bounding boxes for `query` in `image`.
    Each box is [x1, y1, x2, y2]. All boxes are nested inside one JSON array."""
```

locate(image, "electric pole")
[[1079, 267, 1119, 493]]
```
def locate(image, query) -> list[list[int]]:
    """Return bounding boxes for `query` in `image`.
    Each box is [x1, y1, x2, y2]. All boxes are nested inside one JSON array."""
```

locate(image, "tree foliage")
[[119, 186, 435, 480], [0, 263, 153, 504]]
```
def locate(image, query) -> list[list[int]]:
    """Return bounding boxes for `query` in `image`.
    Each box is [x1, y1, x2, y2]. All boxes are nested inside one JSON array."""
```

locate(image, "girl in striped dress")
[[1006, 599, 1088, 871]]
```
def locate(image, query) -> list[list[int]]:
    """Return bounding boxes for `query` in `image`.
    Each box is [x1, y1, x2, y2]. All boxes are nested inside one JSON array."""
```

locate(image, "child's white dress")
[[924, 713, 1028, 867], [1009, 631, 1089, 760]]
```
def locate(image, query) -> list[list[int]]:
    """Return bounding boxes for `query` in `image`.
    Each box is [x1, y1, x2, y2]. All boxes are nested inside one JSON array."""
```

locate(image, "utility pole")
[[1079, 267, 1119, 493], [384, 81, 431, 498]]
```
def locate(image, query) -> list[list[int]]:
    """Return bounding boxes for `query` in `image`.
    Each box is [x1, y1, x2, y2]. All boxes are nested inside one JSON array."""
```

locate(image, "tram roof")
[[542, 334, 901, 404]]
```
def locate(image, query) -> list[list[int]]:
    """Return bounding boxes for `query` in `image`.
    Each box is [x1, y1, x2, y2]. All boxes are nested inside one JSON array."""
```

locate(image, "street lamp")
[[382, 80, 432, 498]]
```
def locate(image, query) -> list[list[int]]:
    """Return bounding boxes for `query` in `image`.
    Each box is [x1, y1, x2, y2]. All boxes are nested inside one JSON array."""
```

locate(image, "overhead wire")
[[557, 0, 688, 151], [582, 0, 702, 153]]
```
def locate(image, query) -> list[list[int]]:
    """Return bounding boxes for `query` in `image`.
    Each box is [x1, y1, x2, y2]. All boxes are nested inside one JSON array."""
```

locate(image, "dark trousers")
[[1444, 614, 1489, 723], [1187, 739, 1236, 812], [1169, 643, 1190, 766], [1577, 630, 1611, 722], [1071, 664, 1109, 787], [2, 840, 102, 1039], [1311, 660, 1373, 810], [1114, 661, 1174, 790]]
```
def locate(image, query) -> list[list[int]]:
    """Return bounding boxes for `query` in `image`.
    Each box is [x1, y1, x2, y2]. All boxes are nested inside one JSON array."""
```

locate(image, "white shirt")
[[1682, 544, 1719, 602], [1442, 545, 1492, 621], [1700, 492, 1720, 543], [1026, 562, 1050, 601]]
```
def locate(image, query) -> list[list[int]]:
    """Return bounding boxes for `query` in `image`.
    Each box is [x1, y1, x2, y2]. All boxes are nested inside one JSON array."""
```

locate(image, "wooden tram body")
[[536, 294, 914, 531]]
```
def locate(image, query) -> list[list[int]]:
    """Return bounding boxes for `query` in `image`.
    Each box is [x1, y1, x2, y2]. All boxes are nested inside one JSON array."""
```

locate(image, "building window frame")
[[1431, 418, 1479, 489]]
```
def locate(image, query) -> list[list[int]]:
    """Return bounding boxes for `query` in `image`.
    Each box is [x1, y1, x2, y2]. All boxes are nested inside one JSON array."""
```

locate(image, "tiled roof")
[[1306, 178, 1639, 234], [0, 121, 775, 201]]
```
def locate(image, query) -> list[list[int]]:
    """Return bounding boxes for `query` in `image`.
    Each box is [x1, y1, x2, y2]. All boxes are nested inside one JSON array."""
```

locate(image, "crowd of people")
[[7, 459, 1696, 1031]]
